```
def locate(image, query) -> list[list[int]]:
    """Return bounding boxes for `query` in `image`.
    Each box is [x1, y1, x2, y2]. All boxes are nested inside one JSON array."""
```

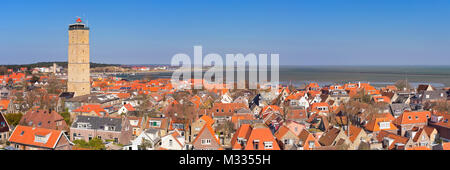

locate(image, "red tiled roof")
[[9, 125, 65, 149], [123, 104, 136, 111], [244, 124, 280, 150], [193, 124, 220, 145], [393, 111, 430, 125], [73, 105, 108, 117], [0, 99, 10, 110], [231, 124, 252, 150]]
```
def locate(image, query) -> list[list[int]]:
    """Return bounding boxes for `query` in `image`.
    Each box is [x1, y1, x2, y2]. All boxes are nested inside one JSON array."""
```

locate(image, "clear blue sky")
[[1, 0, 449, 65]]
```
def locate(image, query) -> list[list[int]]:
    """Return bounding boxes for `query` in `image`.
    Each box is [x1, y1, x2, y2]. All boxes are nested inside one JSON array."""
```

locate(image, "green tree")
[[59, 109, 72, 125], [73, 138, 106, 150], [4, 113, 23, 127]]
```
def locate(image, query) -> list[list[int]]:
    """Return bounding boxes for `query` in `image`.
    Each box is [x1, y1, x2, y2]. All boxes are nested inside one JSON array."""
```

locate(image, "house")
[[118, 104, 136, 115], [422, 126, 438, 143], [285, 107, 307, 122], [364, 113, 398, 136], [309, 102, 330, 116], [419, 90, 447, 103], [297, 129, 320, 150], [373, 96, 391, 104], [188, 115, 214, 143], [393, 111, 430, 136], [220, 92, 233, 103], [285, 120, 306, 136], [417, 84, 435, 93], [307, 114, 330, 132], [159, 130, 185, 150], [19, 109, 69, 132], [124, 128, 160, 150], [274, 125, 299, 150], [406, 127, 432, 149], [0, 112, 11, 143], [70, 115, 133, 145], [244, 123, 280, 150], [327, 90, 350, 106], [192, 124, 220, 150], [8, 125, 72, 150], [72, 104, 109, 117], [230, 124, 252, 150], [429, 114, 450, 141], [128, 116, 145, 136], [318, 127, 351, 149], [0, 99, 12, 113], [65, 93, 121, 112], [285, 91, 309, 109], [259, 105, 284, 132], [346, 125, 368, 150], [146, 117, 170, 137], [389, 103, 411, 118], [376, 130, 413, 150], [210, 103, 247, 123]]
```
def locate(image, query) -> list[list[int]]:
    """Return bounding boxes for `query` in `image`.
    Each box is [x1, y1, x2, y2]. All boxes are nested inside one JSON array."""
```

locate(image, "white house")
[[124, 129, 160, 150], [221, 92, 233, 103], [118, 104, 136, 115], [158, 130, 185, 150]]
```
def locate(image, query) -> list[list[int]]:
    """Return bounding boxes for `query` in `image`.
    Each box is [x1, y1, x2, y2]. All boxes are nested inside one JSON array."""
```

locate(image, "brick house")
[[347, 125, 369, 150], [8, 125, 72, 150], [297, 129, 320, 150], [274, 125, 299, 150], [318, 127, 351, 149], [429, 114, 450, 141], [376, 130, 413, 150], [187, 115, 214, 143], [244, 123, 281, 150], [70, 115, 132, 145], [192, 124, 220, 150], [0, 112, 11, 143], [19, 109, 69, 132], [393, 111, 430, 136]]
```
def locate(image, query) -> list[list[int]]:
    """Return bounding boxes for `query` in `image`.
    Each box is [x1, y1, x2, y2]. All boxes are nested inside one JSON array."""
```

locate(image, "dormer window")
[[379, 122, 390, 130], [264, 142, 273, 149], [415, 116, 419, 120], [253, 140, 260, 150], [408, 116, 412, 120], [34, 134, 49, 143]]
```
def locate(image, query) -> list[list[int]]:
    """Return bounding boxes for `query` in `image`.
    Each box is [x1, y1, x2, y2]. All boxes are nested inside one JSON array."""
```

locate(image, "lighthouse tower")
[[67, 18, 91, 97]]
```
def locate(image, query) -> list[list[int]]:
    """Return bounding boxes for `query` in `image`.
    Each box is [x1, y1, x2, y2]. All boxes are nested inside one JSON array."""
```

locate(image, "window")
[[169, 139, 173, 146], [408, 116, 412, 120], [34, 135, 48, 143], [415, 116, 419, 120], [379, 122, 390, 130], [253, 141, 259, 150], [201, 139, 211, 145], [97, 136, 102, 140], [38, 122, 42, 127], [264, 142, 273, 149], [308, 141, 315, 149]]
